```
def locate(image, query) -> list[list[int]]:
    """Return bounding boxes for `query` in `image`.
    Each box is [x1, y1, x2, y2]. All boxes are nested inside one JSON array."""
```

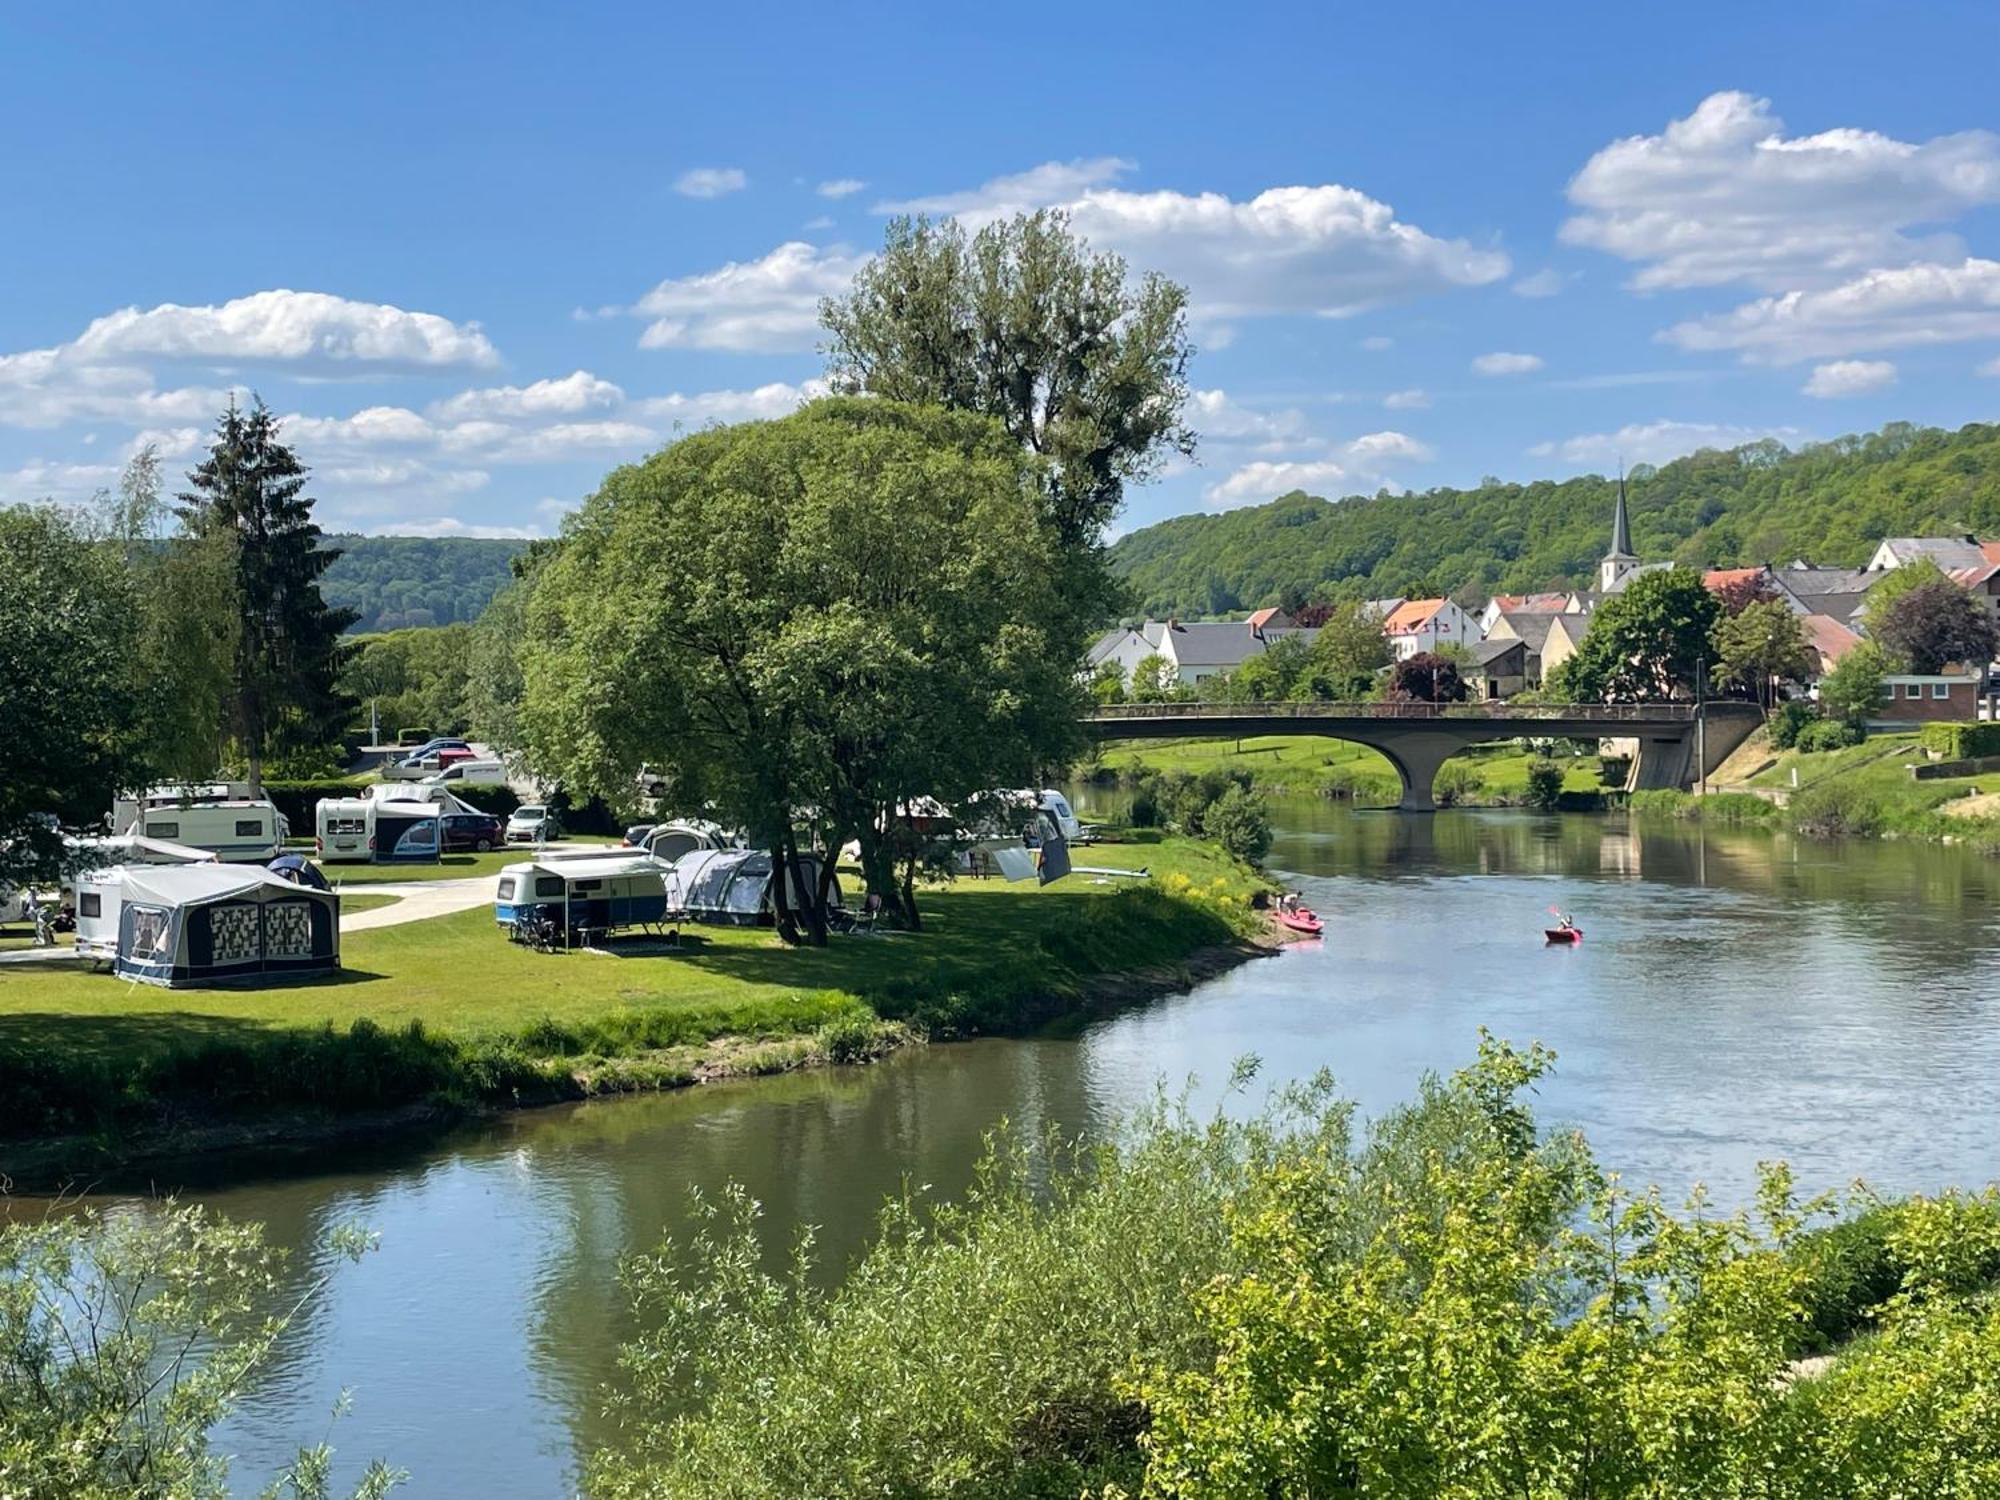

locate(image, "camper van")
[[315, 797, 443, 864], [112, 785, 282, 864]]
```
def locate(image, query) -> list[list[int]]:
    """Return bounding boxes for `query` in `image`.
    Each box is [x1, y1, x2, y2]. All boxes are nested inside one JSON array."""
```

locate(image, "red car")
[[440, 812, 504, 853]]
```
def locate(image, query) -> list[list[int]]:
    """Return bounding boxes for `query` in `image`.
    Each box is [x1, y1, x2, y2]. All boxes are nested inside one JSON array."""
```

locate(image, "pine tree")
[[177, 398, 357, 791]]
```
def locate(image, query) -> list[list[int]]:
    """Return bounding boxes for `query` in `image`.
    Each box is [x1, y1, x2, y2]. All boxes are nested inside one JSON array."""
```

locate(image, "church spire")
[[1608, 466, 1634, 560]]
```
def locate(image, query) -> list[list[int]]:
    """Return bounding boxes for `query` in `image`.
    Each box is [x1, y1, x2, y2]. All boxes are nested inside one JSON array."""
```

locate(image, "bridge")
[[1081, 700, 1765, 811]]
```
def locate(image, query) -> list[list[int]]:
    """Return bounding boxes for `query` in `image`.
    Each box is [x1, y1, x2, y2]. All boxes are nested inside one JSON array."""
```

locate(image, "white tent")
[[74, 864, 340, 986]]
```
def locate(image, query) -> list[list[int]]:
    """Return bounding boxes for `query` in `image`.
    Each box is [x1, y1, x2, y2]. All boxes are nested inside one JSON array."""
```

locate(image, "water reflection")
[[19, 802, 2000, 1498]]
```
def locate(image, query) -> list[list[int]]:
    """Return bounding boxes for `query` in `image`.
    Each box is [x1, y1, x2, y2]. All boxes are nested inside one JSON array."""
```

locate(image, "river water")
[[48, 803, 2000, 1495]]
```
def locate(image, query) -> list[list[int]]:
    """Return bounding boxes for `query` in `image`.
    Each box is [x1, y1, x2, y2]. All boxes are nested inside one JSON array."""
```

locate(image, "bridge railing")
[[1084, 701, 1702, 724]]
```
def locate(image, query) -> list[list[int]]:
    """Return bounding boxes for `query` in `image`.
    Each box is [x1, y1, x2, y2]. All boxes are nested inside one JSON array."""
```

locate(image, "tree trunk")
[[767, 834, 802, 944], [900, 848, 922, 932], [856, 822, 906, 922], [782, 824, 827, 947], [816, 822, 849, 920]]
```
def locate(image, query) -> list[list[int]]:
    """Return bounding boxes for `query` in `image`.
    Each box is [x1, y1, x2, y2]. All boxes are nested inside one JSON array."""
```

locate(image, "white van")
[[131, 799, 281, 864], [421, 758, 506, 786]]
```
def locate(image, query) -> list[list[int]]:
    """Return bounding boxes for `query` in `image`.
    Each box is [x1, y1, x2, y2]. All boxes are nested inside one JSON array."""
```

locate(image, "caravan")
[[74, 864, 339, 984], [495, 851, 679, 940], [112, 785, 282, 864], [315, 797, 443, 864]]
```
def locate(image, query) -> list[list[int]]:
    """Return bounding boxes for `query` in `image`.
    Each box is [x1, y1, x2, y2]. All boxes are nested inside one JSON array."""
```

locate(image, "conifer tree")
[[177, 398, 356, 791]]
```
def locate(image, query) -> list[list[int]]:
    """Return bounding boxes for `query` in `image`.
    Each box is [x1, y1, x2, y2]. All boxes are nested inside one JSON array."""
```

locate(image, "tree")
[[1874, 578, 1998, 674], [1088, 659, 1127, 706], [1129, 653, 1182, 703], [0, 507, 146, 887], [1524, 757, 1565, 809], [520, 399, 1075, 941], [1293, 602, 1391, 700], [1859, 557, 1949, 639], [821, 211, 1194, 622], [176, 399, 357, 791], [1560, 567, 1721, 702], [1713, 571, 1779, 617], [1714, 599, 1814, 709], [1388, 651, 1468, 704], [1221, 633, 1313, 702], [1819, 640, 1891, 726]]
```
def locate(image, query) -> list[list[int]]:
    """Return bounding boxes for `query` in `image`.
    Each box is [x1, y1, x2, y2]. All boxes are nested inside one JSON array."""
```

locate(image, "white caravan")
[[315, 797, 444, 864], [115, 785, 281, 864]]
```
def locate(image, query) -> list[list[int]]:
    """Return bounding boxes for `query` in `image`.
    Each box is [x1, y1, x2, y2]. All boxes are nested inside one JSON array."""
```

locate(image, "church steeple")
[[1600, 467, 1638, 593]]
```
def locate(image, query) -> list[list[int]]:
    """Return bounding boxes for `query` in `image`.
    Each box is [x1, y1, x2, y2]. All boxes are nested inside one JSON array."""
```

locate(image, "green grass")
[[338, 893, 400, 915], [0, 837, 1265, 1157], [315, 839, 622, 885], [1091, 735, 1606, 804]]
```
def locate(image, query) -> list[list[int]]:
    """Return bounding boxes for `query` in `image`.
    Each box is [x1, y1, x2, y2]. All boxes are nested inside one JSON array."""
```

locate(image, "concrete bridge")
[[1082, 700, 1765, 811]]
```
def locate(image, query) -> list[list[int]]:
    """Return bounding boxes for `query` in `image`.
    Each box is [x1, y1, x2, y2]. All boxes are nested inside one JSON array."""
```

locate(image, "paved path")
[[336, 876, 495, 932]]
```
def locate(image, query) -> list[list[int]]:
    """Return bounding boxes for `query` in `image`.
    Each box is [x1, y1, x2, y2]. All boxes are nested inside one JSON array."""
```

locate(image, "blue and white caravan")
[[73, 864, 340, 986], [494, 851, 680, 939], [315, 796, 442, 864]]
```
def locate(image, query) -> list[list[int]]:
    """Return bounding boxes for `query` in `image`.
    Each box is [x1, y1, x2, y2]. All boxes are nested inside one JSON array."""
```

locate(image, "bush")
[[1127, 787, 1161, 828], [1203, 784, 1272, 864], [1791, 778, 1886, 838], [396, 726, 431, 746], [450, 781, 523, 818], [1596, 755, 1631, 788], [1524, 757, 1565, 810], [1918, 721, 2000, 761], [262, 777, 370, 833], [1432, 762, 1485, 807], [1769, 700, 1818, 750], [1796, 718, 1863, 753]]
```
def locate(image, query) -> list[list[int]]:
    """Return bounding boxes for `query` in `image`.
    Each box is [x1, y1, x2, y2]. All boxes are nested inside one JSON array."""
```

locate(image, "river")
[[46, 802, 2000, 1495]]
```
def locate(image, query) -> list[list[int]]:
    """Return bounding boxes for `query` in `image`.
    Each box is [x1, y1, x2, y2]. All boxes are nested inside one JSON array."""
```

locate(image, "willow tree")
[[519, 398, 1077, 942]]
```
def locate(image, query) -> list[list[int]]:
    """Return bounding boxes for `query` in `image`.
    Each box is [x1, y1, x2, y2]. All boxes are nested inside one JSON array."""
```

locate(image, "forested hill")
[[1109, 421, 2000, 618], [319, 535, 528, 632]]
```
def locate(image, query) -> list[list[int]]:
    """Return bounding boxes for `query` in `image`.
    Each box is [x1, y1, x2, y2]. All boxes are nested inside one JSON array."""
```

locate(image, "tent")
[[673, 849, 841, 926], [643, 819, 738, 863], [494, 851, 681, 938], [73, 864, 340, 986]]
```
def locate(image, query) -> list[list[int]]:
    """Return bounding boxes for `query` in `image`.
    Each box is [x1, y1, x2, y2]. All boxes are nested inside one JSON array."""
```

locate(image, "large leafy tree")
[[1388, 650, 1468, 704], [520, 399, 1076, 941], [821, 210, 1194, 623], [176, 399, 357, 790], [1558, 567, 1721, 702], [1714, 599, 1813, 708], [1819, 640, 1892, 725], [1873, 578, 1998, 674], [0, 507, 147, 886], [1293, 602, 1391, 700]]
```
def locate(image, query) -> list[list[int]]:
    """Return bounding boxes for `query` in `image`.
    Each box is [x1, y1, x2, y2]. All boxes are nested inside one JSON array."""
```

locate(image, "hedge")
[[262, 777, 370, 832], [1918, 721, 2000, 761]]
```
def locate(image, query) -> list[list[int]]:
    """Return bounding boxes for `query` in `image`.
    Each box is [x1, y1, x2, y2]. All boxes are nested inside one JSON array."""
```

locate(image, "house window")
[[79, 893, 101, 918], [235, 819, 264, 837], [1881, 683, 1897, 700], [1906, 684, 1923, 700], [145, 821, 179, 839], [1934, 683, 1952, 700]]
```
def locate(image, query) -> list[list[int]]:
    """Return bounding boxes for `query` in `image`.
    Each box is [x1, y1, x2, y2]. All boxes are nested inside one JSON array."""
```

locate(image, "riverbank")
[[1089, 733, 1611, 807], [0, 836, 1272, 1187]]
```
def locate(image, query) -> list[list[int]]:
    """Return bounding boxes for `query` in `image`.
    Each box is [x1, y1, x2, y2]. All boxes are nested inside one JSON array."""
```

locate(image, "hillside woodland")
[[319, 534, 528, 631]]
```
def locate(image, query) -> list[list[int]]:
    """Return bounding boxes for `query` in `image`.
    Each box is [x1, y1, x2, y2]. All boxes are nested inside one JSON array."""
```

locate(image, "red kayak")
[[1278, 908, 1324, 937], [1544, 927, 1583, 944]]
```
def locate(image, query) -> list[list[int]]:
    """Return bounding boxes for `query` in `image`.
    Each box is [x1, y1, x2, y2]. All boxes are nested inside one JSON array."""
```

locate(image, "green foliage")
[[1561, 567, 1720, 702], [1797, 718, 1864, 753], [1791, 777, 1888, 838], [0, 1204, 399, 1498], [337, 626, 473, 738], [1875, 576, 1999, 673], [1819, 640, 1893, 724], [1714, 598, 1814, 706], [463, 578, 531, 751], [1858, 556, 1949, 638], [316, 535, 528, 632], [260, 777, 368, 831], [1524, 757, 1565, 809], [1386, 650, 1467, 703], [1127, 653, 1186, 703], [1107, 421, 2000, 616], [1089, 659, 1128, 705], [1919, 721, 2000, 760], [1201, 784, 1273, 863], [0, 506, 148, 887], [1770, 699, 1819, 750], [1628, 789, 1785, 825], [1432, 761, 1485, 807], [1293, 601, 1391, 700], [1120, 768, 1270, 863]]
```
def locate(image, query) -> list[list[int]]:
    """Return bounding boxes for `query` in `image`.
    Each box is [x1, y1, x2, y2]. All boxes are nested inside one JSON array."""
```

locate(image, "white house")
[[1086, 616, 1321, 690], [1378, 597, 1478, 662]]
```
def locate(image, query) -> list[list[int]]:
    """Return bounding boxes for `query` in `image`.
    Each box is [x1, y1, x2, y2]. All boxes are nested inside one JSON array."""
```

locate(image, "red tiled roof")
[[1800, 613, 1861, 670], [1245, 607, 1285, 630], [1383, 597, 1447, 634], [1703, 567, 1767, 591], [1981, 541, 2000, 566]]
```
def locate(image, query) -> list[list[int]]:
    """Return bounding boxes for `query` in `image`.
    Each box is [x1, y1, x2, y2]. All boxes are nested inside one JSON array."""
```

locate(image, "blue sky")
[[4, 2, 1999, 538]]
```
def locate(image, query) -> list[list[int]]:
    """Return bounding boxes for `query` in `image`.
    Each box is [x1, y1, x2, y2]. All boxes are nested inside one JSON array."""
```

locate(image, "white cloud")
[[429, 370, 625, 422], [629, 379, 826, 426], [1528, 418, 1807, 469], [1511, 268, 1568, 298], [631, 241, 866, 352], [674, 167, 748, 199], [1360, 335, 1394, 351], [1383, 388, 1430, 410], [876, 157, 1135, 219], [1802, 359, 1897, 398], [816, 177, 867, 199], [1563, 92, 2000, 291], [446, 420, 656, 463], [378, 517, 542, 539], [68, 289, 499, 369], [1663, 258, 2000, 363], [1186, 389, 1311, 447], [1471, 351, 1544, 376], [0, 354, 229, 429], [0, 459, 121, 503], [320, 459, 490, 494], [1203, 430, 1431, 509], [802, 215, 836, 231]]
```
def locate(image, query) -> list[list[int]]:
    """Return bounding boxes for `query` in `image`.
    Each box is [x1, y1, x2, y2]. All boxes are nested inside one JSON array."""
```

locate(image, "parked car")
[[506, 805, 560, 844], [441, 812, 505, 853], [622, 823, 656, 848], [421, 757, 507, 785]]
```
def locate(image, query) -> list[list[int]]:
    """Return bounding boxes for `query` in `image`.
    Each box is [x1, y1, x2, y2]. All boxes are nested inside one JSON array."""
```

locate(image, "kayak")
[[1544, 927, 1583, 944], [1278, 909, 1324, 936]]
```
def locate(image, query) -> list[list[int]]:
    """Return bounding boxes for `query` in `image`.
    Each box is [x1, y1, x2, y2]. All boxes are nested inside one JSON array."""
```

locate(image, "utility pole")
[[1696, 658, 1708, 797]]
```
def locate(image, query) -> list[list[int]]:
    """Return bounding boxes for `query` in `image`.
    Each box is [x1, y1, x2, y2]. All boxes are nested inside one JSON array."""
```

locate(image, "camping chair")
[[831, 892, 884, 935]]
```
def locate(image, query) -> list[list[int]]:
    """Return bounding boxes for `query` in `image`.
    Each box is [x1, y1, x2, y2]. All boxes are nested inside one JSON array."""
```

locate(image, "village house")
[[1466, 637, 1532, 700], [1873, 667, 1989, 725], [1379, 596, 1478, 661], [1086, 615, 1320, 691]]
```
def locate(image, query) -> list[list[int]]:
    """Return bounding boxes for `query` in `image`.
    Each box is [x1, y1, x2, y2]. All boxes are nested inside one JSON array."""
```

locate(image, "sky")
[[4, 2, 2000, 539]]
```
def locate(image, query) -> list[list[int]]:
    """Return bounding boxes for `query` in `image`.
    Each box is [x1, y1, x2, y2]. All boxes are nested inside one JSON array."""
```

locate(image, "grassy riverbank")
[[0, 836, 1269, 1180], [1090, 734, 1609, 806]]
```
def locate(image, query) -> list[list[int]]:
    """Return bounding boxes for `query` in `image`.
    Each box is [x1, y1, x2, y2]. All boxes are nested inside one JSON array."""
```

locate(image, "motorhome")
[[315, 797, 443, 864], [112, 784, 282, 863]]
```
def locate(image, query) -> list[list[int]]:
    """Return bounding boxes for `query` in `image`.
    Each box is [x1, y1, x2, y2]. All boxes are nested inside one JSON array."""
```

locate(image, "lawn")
[[1091, 734, 1606, 803], [0, 836, 1266, 1156], [315, 840, 619, 885]]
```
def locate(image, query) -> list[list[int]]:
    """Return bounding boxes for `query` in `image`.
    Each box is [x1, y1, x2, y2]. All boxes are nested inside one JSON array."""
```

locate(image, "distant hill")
[[1108, 421, 2000, 619], [319, 535, 529, 633]]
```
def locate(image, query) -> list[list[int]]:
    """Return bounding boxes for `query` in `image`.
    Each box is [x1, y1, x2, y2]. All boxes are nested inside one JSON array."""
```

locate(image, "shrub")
[[262, 777, 370, 833], [1127, 787, 1161, 828], [1769, 700, 1818, 750], [450, 781, 523, 818], [1796, 718, 1863, 754], [1524, 757, 1565, 810], [1791, 778, 1885, 838], [1918, 721, 2000, 761], [1203, 784, 1273, 864], [1432, 762, 1485, 807], [1596, 755, 1631, 788]]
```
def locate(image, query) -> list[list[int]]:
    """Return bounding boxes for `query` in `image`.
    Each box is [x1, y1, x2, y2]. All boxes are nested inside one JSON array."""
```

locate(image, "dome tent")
[[673, 849, 841, 926]]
